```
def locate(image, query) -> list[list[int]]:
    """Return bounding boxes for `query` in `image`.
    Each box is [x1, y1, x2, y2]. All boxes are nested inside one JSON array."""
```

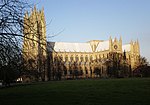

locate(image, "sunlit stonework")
[[48, 38, 140, 79], [23, 6, 48, 81], [23, 7, 140, 81]]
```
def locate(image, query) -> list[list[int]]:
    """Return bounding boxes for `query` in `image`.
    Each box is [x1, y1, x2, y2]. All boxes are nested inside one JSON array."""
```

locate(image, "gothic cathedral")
[[23, 7, 140, 81]]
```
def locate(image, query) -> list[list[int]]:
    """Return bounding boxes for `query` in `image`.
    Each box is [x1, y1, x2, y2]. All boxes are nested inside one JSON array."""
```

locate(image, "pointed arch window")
[[80, 55, 83, 62], [65, 55, 68, 62], [75, 55, 79, 62], [90, 55, 93, 62], [85, 55, 88, 62], [70, 55, 73, 62]]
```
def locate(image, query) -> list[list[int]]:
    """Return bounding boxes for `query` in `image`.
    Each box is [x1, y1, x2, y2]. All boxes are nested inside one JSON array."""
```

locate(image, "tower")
[[23, 6, 47, 81], [109, 37, 122, 53], [130, 39, 140, 70], [109, 36, 113, 52]]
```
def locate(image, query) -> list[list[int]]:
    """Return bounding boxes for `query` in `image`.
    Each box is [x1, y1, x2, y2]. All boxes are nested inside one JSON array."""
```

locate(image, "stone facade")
[[48, 37, 140, 79], [23, 7, 140, 81], [23, 6, 48, 81]]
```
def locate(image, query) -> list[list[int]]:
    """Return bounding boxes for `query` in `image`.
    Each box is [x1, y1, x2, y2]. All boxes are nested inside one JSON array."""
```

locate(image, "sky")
[[30, 0, 150, 62]]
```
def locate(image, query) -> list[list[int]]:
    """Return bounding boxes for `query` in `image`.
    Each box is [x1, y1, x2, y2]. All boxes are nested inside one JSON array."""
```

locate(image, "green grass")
[[0, 78, 150, 105]]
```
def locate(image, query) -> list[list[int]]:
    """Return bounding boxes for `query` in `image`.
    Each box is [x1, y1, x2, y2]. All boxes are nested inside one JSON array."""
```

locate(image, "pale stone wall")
[[50, 37, 140, 79], [22, 6, 48, 81], [22, 7, 140, 80]]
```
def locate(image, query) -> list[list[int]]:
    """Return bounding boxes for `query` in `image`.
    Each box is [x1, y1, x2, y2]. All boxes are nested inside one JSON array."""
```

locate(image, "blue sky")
[[30, 0, 150, 62]]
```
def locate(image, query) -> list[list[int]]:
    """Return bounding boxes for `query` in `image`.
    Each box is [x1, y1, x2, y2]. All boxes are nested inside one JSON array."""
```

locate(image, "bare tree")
[[0, 0, 31, 85]]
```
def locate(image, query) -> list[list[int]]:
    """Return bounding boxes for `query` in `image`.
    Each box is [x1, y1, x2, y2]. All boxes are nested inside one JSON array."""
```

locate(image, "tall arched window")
[[65, 55, 68, 62], [99, 54, 101, 58], [107, 54, 108, 59], [95, 55, 97, 61], [70, 55, 73, 62], [85, 55, 88, 62], [99, 55, 101, 61], [80, 55, 83, 62], [75, 55, 79, 62], [90, 55, 93, 62]]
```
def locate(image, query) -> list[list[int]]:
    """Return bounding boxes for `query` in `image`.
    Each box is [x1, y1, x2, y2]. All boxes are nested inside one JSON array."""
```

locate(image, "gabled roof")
[[96, 40, 109, 52], [48, 41, 132, 53], [47, 42, 92, 52]]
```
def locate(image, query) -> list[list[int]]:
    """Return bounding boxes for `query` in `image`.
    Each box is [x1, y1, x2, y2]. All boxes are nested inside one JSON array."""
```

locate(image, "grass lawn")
[[0, 78, 150, 105]]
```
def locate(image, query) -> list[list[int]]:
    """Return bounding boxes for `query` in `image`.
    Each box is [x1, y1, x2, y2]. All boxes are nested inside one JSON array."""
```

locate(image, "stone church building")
[[23, 7, 140, 81]]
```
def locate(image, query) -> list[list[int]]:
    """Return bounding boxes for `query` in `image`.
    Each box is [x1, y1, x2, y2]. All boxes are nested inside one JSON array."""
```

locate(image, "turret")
[[119, 36, 122, 53], [119, 36, 122, 44], [130, 40, 133, 54], [24, 11, 29, 19], [33, 5, 37, 13], [41, 7, 44, 16], [114, 37, 118, 43], [109, 36, 113, 51], [24, 11, 29, 27]]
